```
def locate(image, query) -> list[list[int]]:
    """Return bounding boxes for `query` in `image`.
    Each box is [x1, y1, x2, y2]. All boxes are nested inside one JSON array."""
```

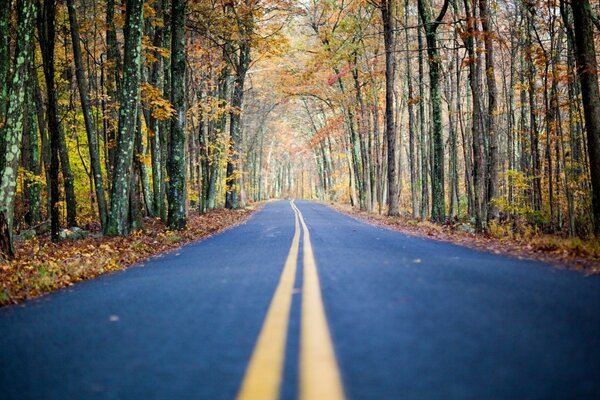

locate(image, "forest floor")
[[0, 206, 259, 306], [332, 203, 600, 274]]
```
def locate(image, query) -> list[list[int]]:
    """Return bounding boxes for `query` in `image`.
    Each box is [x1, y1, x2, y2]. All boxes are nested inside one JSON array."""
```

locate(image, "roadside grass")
[[332, 203, 600, 273], [0, 207, 258, 307]]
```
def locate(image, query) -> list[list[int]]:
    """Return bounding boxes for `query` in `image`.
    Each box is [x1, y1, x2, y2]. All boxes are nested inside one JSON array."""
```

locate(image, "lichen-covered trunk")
[[0, 0, 35, 257], [571, 0, 600, 235], [167, 0, 187, 229], [67, 0, 108, 228], [105, 0, 144, 236], [0, 0, 9, 130], [418, 0, 448, 223]]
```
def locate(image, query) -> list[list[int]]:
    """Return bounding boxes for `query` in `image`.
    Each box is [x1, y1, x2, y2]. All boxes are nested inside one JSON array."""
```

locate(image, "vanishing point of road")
[[1, 200, 599, 399]]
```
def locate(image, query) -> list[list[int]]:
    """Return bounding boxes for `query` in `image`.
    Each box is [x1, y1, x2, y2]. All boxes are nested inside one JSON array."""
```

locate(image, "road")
[[1, 200, 599, 399]]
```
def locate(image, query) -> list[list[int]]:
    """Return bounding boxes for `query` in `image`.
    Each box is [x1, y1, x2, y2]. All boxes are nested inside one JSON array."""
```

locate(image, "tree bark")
[[38, 0, 63, 241], [463, 0, 486, 231], [148, 0, 166, 221], [418, 0, 449, 223], [382, 0, 398, 216], [0, 0, 9, 130], [226, 26, 251, 210], [105, 0, 145, 236], [570, 0, 600, 235], [167, 0, 187, 228], [0, 0, 35, 257], [479, 0, 499, 221]]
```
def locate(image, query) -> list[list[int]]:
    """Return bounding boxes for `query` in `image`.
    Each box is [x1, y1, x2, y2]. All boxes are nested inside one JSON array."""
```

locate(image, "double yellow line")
[[237, 200, 345, 400]]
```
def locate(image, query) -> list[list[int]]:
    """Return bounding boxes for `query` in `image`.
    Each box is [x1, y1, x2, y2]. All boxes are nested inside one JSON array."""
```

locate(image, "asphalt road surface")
[[1, 200, 599, 400]]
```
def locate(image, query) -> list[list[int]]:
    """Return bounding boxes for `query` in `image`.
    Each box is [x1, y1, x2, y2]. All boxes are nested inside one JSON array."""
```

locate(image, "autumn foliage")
[[0, 207, 256, 306]]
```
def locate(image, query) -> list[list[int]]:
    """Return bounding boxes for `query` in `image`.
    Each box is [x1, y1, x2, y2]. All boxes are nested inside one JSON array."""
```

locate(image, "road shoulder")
[[0, 204, 262, 306], [326, 202, 600, 274]]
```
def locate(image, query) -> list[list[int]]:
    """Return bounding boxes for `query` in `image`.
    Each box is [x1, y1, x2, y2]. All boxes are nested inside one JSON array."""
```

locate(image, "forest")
[[0, 0, 599, 259]]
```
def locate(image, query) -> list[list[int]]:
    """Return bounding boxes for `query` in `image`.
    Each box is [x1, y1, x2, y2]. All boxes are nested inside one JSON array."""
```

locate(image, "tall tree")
[[418, 0, 449, 223], [0, 0, 35, 257], [38, 0, 63, 241], [462, 0, 486, 231], [67, 0, 108, 228], [105, 0, 122, 177], [167, 0, 187, 229], [479, 0, 499, 221], [225, 0, 253, 210], [405, 0, 418, 218], [381, 0, 398, 216], [147, 0, 167, 221], [105, 0, 145, 236], [569, 0, 600, 235]]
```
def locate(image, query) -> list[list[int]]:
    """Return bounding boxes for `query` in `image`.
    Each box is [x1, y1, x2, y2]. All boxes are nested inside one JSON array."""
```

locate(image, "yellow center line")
[[292, 202, 346, 400], [237, 201, 301, 400]]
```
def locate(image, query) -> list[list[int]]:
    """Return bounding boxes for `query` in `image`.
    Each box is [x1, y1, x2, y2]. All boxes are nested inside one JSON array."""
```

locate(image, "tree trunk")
[[58, 125, 77, 227], [479, 0, 499, 221], [105, 0, 145, 236], [382, 0, 398, 216], [38, 0, 63, 241], [167, 0, 187, 229], [0, 0, 35, 257], [418, 0, 449, 223], [405, 0, 418, 218], [135, 108, 154, 216], [525, 4, 542, 212], [105, 0, 121, 178], [570, 0, 600, 235], [67, 0, 108, 228], [463, 0, 486, 231], [148, 0, 166, 221], [24, 73, 41, 225], [418, 25, 429, 219], [226, 36, 250, 210]]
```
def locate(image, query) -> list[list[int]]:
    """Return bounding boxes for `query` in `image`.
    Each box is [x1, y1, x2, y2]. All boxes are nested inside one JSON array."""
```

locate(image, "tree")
[[569, 0, 600, 235], [167, 0, 187, 229], [461, 0, 486, 231], [38, 0, 63, 242], [225, 0, 253, 210], [479, 0, 499, 222], [381, 0, 398, 216], [0, 0, 35, 257], [67, 0, 108, 228], [418, 0, 449, 223], [105, 0, 145, 236]]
